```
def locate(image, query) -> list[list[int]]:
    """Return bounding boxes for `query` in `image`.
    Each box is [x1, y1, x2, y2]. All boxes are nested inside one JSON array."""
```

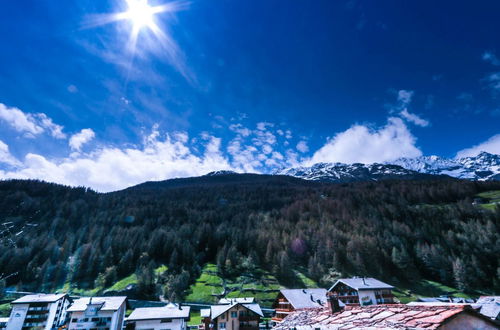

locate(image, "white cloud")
[[400, 108, 430, 127], [0, 103, 66, 139], [296, 140, 309, 153], [482, 51, 500, 66], [0, 103, 44, 137], [256, 122, 274, 131], [307, 117, 422, 164], [0, 140, 21, 167], [485, 72, 500, 92], [397, 90, 414, 106], [69, 129, 95, 151], [0, 129, 235, 192], [456, 134, 500, 158], [35, 113, 66, 139], [229, 124, 251, 137]]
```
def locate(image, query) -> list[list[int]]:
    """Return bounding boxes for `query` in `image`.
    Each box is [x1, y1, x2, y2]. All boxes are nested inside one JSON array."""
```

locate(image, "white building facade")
[[6, 293, 70, 330], [66, 296, 127, 330]]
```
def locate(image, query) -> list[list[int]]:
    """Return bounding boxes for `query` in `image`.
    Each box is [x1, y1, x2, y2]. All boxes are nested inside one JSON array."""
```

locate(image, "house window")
[[161, 319, 172, 323], [231, 312, 237, 318], [220, 314, 225, 320], [71, 318, 77, 322], [219, 322, 226, 329]]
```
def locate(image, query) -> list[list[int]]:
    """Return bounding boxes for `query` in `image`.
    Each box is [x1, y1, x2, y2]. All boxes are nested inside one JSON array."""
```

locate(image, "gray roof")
[[67, 296, 127, 312], [279, 289, 327, 309], [210, 303, 263, 319], [328, 277, 394, 291], [12, 293, 67, 304], [476, 296, 500, 319], [218, 297, 255, 304], [127, 303, 190, 321]]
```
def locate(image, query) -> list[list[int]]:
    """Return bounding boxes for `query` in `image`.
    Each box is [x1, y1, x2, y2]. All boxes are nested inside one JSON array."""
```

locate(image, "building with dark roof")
[[272, 289, 331, 323], [327, 277, 395, 306]]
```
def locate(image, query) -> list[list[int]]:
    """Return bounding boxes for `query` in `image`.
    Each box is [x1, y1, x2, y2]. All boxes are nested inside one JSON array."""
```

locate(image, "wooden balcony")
[[274, 308, 293, 313]]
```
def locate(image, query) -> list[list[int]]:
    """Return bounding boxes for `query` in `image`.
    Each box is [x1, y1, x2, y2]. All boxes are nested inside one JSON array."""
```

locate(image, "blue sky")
[[0, 0, 499, 191]]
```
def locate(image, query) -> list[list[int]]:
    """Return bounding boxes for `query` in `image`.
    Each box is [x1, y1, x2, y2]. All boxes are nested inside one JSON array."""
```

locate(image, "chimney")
[[327, 295, 343, 314], [178, 303, 182, 310], [362, 277, 366, 285]]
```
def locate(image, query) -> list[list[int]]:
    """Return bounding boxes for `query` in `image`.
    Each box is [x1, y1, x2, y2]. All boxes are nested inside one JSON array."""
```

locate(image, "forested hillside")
[[0, 175, 499, 300]]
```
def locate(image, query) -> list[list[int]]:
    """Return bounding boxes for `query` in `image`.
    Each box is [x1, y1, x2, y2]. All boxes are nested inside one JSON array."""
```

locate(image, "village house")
[[125, 302, 191, 330], [200, 298, 263, 330], [272, 289, 331, 323], [6, 293, 70, 330], [66, 296, 127, 330], [476, 296, 500, 321], [273, 296, 500, 329], [327, 277, 394, 306], [0, 317, 8, 330]]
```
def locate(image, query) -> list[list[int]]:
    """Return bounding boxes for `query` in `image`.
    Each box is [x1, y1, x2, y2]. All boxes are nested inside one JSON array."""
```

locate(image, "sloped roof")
[[328, 277, 394, 291], [280, 289, 328, 309], [0, 317, 10, 323], [476, 296, 500, 320], [67, 296, 127, 312], [127, 303, 190, 321], [210, 303, 263, 319], [12, 293, 67, 304], [219, 297, 255, 304], [273, 304, 497, 330]]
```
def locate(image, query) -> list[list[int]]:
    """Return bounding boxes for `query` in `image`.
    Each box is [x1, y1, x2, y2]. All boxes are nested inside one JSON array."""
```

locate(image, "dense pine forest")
[[0, 174, 499, 300]]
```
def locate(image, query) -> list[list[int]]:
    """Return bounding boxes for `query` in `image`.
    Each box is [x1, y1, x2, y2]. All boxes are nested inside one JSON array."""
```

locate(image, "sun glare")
[[123, 0, 158, 31], [83, 0, 191, 80]]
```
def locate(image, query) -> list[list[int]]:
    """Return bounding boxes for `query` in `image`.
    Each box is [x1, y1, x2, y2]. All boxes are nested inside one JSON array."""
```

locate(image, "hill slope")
[[0, 175, 499, 301]]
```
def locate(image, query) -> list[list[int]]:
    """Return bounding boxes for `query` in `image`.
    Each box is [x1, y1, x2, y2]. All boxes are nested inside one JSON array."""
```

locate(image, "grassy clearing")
[[0, 303, 11, 317], [57, 264, 168, 296], [476, 190, 500, 211], [188, 310, 202, 326], [393, 280, 473, 303], [185, 264, 320, 307], [105, 273, 138, 292], [185, 264, 224, 303]]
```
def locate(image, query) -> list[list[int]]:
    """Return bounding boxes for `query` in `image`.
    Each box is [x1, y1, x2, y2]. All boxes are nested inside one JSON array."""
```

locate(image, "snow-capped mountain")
[[276, 152, 500, 182], [392, 152, 500, 181], [276, 162, 438, 182]]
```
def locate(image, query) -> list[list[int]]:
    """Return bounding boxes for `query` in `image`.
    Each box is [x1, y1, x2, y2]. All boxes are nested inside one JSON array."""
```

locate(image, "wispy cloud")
[[400, 108, 430, 127], [69, 128, 96, 151], [456, 134, 500, 158], [482, 51, 500, 66], [296, 140, 309, 153], [0, 103, 66, 139], [389, 90, 430, 127], [0, 140, 21, 167]]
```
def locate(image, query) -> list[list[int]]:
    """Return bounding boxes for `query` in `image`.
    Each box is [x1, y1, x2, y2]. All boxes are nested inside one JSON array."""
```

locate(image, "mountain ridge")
[[277, 151, 500, 182]]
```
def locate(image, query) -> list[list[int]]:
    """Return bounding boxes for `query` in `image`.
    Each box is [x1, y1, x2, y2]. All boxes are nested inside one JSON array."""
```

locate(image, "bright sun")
[[122, 0, 158, 31]]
